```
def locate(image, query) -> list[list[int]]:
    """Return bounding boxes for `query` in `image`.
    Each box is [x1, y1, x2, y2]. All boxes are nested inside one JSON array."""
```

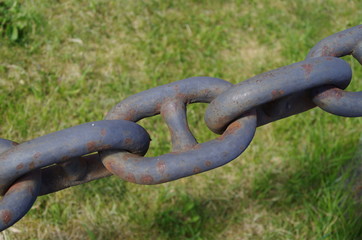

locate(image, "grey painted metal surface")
[[0, 25, 361, 231], [204, 57, 351, 134], [307, 25, 362, 117]]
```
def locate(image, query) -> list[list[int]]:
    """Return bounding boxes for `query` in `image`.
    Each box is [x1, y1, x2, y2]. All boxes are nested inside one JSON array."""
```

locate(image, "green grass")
[[0, 0, 362, 239]]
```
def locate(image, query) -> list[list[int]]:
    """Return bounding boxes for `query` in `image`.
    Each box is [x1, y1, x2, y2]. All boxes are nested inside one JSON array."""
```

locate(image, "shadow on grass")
[[153, 194, 237, 240], [247, 139, 362, 239]]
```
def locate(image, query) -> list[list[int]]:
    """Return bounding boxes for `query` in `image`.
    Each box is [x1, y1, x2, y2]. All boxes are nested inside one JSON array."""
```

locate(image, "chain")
[[0, 25, 361, 231]]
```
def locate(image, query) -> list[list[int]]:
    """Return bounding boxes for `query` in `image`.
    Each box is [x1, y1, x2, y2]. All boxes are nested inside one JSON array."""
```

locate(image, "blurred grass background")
[[0, 0, 362, 239]]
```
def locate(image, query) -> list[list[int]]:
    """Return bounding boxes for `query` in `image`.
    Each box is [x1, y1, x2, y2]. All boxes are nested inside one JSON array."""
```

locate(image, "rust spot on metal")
[[33, 152, 41, 160], [193, 167, 201, 173], [301, 63, 313, 77], [124, 138, 133, 145], [317, 88, 345, 100], [7, 182, 23, 193], [124, 109, 136, 121], [141, 175, 154, 184], [125, 173, 136, 183], [157, 160, 166, 174], [271, 89, 285, 100], [16, 163, 24, 170], [1, 210, 12, 225], [61, 156, 70, 161], [29, 161, 36, 170], [87, 141, 97, 152], [103, 161, 114, 171], [321, 45, 333, 56], [205, 161, 212, 167], [101, 129, 107, 136], [218, 121, 242, 141], [333, 90, 345, 100], [193, 144, 202, 150], [226, 121, 242, 134]]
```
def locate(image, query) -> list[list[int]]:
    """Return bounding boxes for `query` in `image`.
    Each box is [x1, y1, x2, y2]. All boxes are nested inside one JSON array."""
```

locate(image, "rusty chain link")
[[0, 25, 361, 231]]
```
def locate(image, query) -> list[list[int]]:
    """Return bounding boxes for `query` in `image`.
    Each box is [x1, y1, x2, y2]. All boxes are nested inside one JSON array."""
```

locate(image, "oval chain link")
[[101, 77, 257, 184], [205, 57, 352, 134]]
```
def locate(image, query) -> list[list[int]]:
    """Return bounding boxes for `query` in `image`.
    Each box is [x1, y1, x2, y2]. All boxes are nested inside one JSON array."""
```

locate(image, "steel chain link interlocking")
[[0, 25, 361, 231]]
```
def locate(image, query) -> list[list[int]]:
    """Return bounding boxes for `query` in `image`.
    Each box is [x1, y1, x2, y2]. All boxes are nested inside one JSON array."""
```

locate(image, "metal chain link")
[[0, 25, 361, 231]]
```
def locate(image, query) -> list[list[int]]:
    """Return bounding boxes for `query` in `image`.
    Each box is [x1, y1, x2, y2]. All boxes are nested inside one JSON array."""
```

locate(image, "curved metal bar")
[[312, 86, 362, 117], [307, 25, 362, 117], [105, 76, 233, 121], [0, 139, 41, 231], [0, 120, 150, 194], [205, 57, 352, 134], [307, 25, 362, 61], [101, 110, 256, 184]]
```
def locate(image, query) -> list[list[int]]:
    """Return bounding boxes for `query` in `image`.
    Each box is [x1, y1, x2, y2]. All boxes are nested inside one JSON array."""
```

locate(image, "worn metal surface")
[[101, 77, 256, 183], [307, 25, 362, 117], [205, 57, 352, 134], [0, 25, 361, 231], [102, 110, 256, 184], [0, 139, 41, 231], [0, 120, 150, 197]]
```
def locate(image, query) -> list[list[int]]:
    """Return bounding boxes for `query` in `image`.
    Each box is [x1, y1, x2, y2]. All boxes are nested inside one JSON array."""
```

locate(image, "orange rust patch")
[[193, 144, 202, 150], [125, 173, 136, 183], [331, 90, 344, 100], [322, 45, 332, 56], [157, 160, 166, 174], [16, 163, 24, 170], [193, 167, 201, 173], [205, 161, 212, 167], [124, 138, 133, 145], [224, 121, 242, 135], [29, 161, 36, 170], [33, 152, 41, 160], [103, 160, 114, 171], [8, 182, 24, 193], [124, 109, 137, 121], [1, 210, 12, 225], [86, 141, 97, 152], [141, 175, 154, 184], [104, 160, 127, 178], [271, 89, 285, 100], [101, 129, 107, 136], [317, 88, 345, 100], [301, 63, 313, 76]]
